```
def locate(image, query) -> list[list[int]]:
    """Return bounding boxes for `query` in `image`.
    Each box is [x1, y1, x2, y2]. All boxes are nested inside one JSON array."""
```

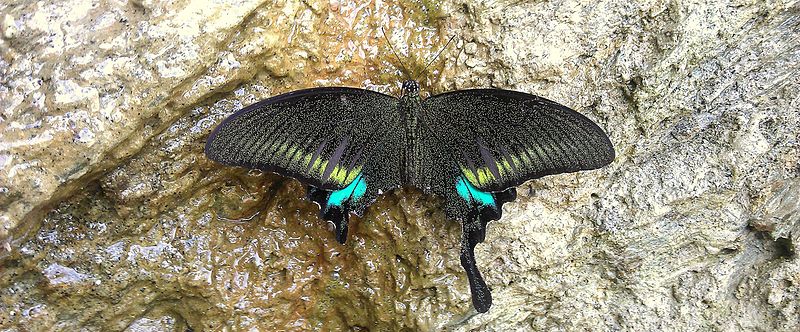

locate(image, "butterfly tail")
[[307, 186, 350, 244], [459, 187, 516, 313], [460, 218, 492, 313]]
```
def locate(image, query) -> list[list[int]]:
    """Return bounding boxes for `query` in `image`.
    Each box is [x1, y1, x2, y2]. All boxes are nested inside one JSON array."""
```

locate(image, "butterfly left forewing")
[[206, 87, 404, 243]]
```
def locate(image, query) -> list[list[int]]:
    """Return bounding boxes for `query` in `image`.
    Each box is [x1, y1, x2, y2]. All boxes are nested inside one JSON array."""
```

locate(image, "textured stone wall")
[[1, 0, 798, 330]]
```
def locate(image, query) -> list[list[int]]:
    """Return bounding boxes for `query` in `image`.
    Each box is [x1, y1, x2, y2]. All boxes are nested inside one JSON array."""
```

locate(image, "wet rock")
[[0, 0, 277, 249], [1, 0, 799, 331]]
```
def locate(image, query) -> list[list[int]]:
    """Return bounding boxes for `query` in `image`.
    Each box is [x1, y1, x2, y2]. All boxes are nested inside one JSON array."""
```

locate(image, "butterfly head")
[[401, 80, 420, 97]]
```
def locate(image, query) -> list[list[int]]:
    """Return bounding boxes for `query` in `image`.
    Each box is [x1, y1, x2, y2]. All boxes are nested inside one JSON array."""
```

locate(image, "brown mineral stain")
[[0, 0, 480, 330]]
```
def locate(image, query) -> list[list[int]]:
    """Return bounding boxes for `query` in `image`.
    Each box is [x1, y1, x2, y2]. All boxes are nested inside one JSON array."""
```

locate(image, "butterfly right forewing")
[[422, 89, 614, 193], [417, 88, 614, 313]]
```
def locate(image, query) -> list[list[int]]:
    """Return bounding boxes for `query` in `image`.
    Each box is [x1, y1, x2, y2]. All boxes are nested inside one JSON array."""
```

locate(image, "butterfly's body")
[[206, 80, 614, 313], [399, 94, 421, 186]]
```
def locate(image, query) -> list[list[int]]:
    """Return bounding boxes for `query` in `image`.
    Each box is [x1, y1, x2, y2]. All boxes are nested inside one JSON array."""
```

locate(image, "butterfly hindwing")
[[417, 89, 614, 312], [205, 87, 404, 242]]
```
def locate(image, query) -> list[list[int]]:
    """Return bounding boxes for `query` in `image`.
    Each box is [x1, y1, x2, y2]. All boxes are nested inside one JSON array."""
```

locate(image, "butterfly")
[[204, 79, 615, 313]]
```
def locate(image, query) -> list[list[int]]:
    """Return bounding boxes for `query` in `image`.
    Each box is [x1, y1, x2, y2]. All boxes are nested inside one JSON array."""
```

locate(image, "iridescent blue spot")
[[327, 174, 367, 208], [456, 176, 496, 207]]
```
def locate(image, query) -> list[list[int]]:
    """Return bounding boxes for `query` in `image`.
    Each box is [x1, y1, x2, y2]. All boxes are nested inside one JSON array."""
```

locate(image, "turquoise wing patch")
[[327, 174, 367, 208], [455, 176, 496, 208]]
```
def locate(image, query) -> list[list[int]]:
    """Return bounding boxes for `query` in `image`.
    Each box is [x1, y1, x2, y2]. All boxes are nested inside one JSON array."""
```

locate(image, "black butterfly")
[[205, 79, 614, 313]]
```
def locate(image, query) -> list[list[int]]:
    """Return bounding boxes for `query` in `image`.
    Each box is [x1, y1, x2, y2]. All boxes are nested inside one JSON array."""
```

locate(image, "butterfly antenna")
[[381, 27, 411, 79], [416, 34, 456, 80]]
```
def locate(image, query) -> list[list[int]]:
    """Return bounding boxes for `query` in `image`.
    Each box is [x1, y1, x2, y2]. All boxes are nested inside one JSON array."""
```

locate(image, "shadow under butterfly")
[[205, 76, 614, 313]]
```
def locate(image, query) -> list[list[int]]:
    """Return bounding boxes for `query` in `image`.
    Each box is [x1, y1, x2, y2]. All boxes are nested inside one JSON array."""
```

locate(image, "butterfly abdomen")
[[399, 95, 424, 186]]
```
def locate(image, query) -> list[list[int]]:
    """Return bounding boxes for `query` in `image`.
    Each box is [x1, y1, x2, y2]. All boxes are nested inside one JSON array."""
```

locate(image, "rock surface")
[[1, 0, 799, 330]]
